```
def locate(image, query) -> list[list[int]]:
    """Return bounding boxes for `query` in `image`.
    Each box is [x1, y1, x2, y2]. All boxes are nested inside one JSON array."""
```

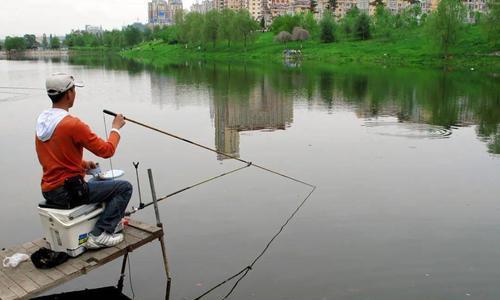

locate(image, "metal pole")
[[117, 252, 129, 292], [133, 162, 144, 209], [148, 169, 162, 227], [147, 168, 172, 300]]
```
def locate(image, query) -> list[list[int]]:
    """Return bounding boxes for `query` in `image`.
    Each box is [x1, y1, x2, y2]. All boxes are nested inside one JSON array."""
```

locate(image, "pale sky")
[[0, 0, 193, 39]]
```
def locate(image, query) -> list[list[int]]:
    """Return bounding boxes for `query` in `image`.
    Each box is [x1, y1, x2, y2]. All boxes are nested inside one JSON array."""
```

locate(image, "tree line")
[[1, 0, 497, 56], [270, 0, 498, 56], [58, 9, 259, 50], [1, 34, 60, 51]]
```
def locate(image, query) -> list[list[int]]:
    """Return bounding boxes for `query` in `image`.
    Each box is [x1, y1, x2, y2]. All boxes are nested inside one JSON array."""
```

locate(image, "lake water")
[[1, 55, 499, 300]]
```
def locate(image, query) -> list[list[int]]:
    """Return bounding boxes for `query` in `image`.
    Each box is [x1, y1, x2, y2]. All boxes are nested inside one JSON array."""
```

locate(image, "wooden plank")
[[54, 263, 78, 276], [7, 285, 26, 299], [86, 247, 117, 261], [0, 218, 163, 299], [0, 271, 27, 299], [128, 220, 161, 234], [24, 270, 52, 287], [125, 226, 152, 240], [31, 239, 49, 249], [0, 279, 17, 300], [40, 268, 64, 282], [20, 243, 35, 251], [116, 235, 141, 250], [2, 272, 38, 294], [0, 271, 16, 288]]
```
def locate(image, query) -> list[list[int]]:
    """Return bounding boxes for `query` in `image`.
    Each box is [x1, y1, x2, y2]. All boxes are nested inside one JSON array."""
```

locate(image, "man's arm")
[[72, 115, 125, 159]]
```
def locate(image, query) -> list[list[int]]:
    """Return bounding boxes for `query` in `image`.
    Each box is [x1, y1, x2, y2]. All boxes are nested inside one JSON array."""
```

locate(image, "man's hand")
[[83, 160, 97, 170], [112, 114, 126, 130]]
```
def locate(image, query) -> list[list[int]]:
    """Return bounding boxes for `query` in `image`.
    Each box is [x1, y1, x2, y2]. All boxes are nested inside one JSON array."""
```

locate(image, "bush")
[[275, 31, 293, 44]]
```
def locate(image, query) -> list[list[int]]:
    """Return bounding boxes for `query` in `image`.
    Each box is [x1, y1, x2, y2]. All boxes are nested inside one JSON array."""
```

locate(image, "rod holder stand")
[[147, 168, 162, 228]]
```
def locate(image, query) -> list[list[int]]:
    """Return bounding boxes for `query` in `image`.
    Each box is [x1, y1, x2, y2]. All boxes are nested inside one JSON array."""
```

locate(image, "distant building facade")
[[208, 0, 489, 24], [148, 0, 183, 25], [84, 25, 103, 35], [191, 0, 214, 13], [149, 0, 170, 24]]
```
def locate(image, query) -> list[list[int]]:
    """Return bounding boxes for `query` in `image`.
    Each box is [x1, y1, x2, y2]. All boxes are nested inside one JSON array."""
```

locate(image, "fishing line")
[[102, 109, 316, 299], [195, 185, 316, 300]]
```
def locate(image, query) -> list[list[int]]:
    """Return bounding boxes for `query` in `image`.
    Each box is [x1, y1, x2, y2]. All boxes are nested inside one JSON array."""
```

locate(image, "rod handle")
[[103, 109, 117, 117]]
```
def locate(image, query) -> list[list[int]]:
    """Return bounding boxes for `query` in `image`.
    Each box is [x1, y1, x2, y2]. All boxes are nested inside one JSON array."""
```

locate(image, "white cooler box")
[[38, 203, 104, 257]]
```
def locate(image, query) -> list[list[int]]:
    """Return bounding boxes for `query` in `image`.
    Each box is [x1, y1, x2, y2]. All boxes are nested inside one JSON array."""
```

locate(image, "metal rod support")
[[147, 168, 172, 300], [148, 168, 162, 227], [133, 162, 144, 209], [117, 252, 129, 292]]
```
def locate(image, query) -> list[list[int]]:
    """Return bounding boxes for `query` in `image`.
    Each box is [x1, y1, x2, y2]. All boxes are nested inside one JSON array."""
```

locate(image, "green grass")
[[122, 27, 499, 71]]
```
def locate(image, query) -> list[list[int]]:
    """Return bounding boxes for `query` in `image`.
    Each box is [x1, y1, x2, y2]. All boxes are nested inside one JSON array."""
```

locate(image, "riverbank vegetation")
[[122, 0, 499, 70], [2, 0, 498, 70]]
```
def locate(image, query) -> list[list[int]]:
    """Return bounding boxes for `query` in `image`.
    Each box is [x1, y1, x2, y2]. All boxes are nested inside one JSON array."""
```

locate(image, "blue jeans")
[[42, 180, 133, 235]]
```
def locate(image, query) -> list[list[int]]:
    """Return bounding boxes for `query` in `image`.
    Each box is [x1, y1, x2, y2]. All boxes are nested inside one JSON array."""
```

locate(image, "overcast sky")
[[0, 0, 193, 38]]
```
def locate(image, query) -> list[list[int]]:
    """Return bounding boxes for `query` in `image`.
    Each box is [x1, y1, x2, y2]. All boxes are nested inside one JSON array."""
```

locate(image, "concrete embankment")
[[0, 50, 69, 59]]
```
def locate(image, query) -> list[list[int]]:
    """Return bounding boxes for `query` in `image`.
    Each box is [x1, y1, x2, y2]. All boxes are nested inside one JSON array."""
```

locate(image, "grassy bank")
[[122, 27, 499, 71]]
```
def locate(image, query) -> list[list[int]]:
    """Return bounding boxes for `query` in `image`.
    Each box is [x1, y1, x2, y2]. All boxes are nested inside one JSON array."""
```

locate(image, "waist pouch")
[[64, 175, 89, 208]]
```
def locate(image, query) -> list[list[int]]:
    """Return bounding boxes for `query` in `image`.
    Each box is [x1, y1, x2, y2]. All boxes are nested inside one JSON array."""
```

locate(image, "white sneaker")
[[85, 232, 124, 249]]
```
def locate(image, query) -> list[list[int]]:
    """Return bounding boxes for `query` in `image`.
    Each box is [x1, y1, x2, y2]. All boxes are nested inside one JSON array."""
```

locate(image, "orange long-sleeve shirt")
[[36, 115, 120, 192]]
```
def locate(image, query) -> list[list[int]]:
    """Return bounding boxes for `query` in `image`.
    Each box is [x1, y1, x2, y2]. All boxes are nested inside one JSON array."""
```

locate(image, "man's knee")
[[118, 181, 133, 200]]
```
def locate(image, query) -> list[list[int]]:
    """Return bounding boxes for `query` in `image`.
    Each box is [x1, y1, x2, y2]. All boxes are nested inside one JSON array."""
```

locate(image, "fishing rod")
[[103, 109, 316, 299], [103, 109, 314, 188], [125, 163, 252, 216]]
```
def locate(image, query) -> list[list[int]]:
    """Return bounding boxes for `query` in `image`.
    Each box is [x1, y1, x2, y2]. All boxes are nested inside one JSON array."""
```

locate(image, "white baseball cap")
[[45, 72, 84, 96]]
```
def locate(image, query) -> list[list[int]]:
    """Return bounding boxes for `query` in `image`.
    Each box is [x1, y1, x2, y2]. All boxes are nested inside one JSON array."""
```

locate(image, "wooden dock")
[[0, 219, 163, 300]]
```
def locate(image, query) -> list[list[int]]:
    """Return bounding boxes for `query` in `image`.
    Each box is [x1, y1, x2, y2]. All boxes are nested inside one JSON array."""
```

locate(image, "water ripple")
[[363, 120, 452, 139]]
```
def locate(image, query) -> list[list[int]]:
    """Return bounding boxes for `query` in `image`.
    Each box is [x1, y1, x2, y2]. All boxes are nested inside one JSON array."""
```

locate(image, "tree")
[[123, 26, 143, 47], [374, 5, 393, 39], [302, 11, 319, 38], [354, 13, 371, 40], [395, 5, 422, 28], [482, 0, 500, 47], [320, 10, 336, 43], [274, 31, 293, 45], [292, 27, 310, 48], [24, 34, 38, 49], [270, 14, 303, 34], [426, 0, 465, 58], [50, 35, 61, 49], [42, 34, 48, 49], [233, 10, 259, 49], [203, 10, 220, 48], [340, 7, 360, 38], [5, 36, 27, 51], [188, 13, 204, 46], [219, 9, 236, 47]]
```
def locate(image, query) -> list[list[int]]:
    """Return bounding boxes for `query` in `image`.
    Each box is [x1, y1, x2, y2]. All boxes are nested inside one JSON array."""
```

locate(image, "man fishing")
[[35, 72, 132, 250]]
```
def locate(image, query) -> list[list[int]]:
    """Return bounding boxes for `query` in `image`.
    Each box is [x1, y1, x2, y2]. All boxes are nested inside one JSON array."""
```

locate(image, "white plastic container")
[[38, 204, 104, 257]]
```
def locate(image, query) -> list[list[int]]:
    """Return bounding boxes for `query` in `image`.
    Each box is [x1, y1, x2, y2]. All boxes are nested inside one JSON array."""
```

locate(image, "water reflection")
[[53, 54, 500, 155], [211, 76, 293, 159]]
